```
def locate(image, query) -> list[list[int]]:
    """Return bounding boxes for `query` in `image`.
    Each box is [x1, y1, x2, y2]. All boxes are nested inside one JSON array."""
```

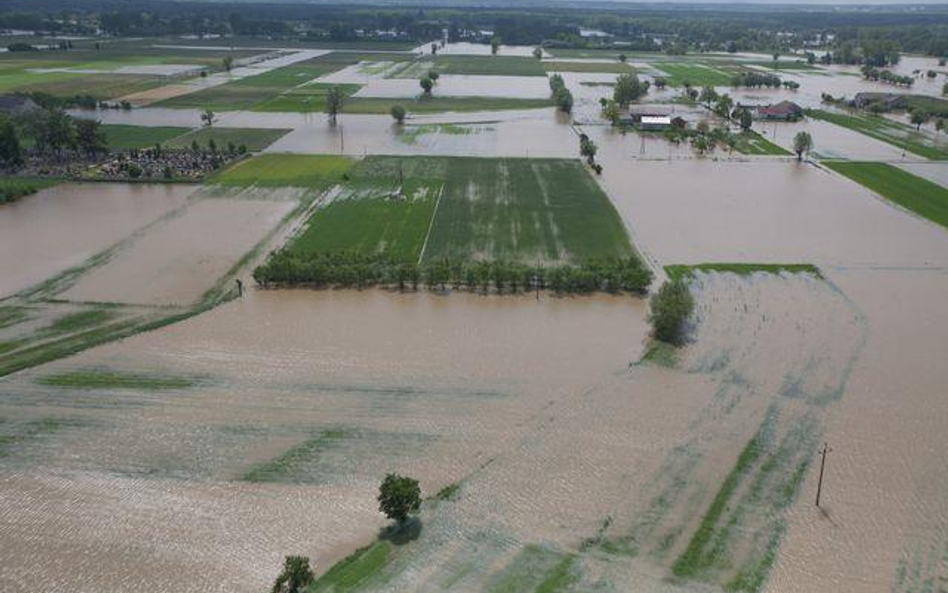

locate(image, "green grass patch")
[[99, 124, 190, 149], [0, 177, 59, 203], [746, 61, 819, 71], [824, 161, 948, 229], [665, 263, 821, 281], [655, 63, 736, 87], [253, 83, 361, 113], [36, 369, 198, 390], [396, 123, 487, 145], [212, 154, 354, 188], [807, 109, 948, 160], [0, 307, 29, 329], [343, 96, 552, 115], [0, 416, 83, 457], [435, 483, 461, 501], [640, 340, 678, 367], [242, 428, 349, 483], [391, 55, 546, 78], [732, 131, 791, 156], [542, 61, 634, 74], [310, 540, 393, 592], [162, 127, 290, 152], [44, 309, 114, 335]]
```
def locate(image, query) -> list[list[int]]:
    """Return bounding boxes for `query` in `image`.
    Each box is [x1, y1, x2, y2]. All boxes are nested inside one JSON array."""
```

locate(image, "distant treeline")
[[4, 0, 948, 56], [253, 251, 652, 295]]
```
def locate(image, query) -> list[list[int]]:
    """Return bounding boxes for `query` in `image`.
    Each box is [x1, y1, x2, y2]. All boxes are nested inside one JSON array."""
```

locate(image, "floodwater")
[[432, 42, 539, 57], [0, 183, 194, 299], [61, 190, 298, 306], [0, 289, 648, 593], [897, 162, 948, 188], [350, 74, 550, 99]]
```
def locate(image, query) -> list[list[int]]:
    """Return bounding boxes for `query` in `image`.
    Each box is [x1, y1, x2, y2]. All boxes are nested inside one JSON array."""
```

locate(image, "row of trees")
[[731, 72, 783, 88], [252, 251, 653, 295], [860, 65, 914, 87], [549, 74, 573, 113], [0, 108, 108, 167]]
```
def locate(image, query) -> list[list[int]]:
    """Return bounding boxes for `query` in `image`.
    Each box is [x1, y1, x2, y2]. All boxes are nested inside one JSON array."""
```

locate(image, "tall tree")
[[326, 86, 345, 123], [419, 76, 433, 95], [490, 36, 501, 55], [793, 131, 813, 161], [378, 473, 421, 524], [0, 118, 23, 166], [201, 108, 215, 127], [270, 556, 314, 593], [75, 119, 108, 157]]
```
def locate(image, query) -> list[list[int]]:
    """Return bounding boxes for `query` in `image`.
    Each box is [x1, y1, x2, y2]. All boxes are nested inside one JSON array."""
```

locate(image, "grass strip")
[[311, 541, 393, 593], [824, 161, 948, 229], [36, 369, 198, 390], [665, 263, 821, 281]]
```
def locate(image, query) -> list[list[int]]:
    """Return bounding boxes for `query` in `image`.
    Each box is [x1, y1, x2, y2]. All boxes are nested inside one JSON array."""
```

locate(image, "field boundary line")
[[417, 183, 445, 264]]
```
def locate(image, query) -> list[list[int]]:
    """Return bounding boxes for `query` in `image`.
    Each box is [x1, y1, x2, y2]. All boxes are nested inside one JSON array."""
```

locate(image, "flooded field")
[[61, 189, 298, 306], [0, 183, 195, 299], [3, 33, 948, 593]]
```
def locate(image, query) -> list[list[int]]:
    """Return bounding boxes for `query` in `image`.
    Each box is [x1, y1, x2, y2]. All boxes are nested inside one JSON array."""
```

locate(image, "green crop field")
[[807, 109, 948, 160], [286, 156, 633, 264], [163, 127, 291, 151], [99, 124, 191, 149], [388, 55, 546, 78], [746, 61, 819, 71], [542, 61, 635, 73], [732, 131, 792, 156], [213, 154, 354, 188], [654, 63, 736, 87], [825, 162, 948, 229], [253, 83, 361, 112], [665, 263, 821, 281]]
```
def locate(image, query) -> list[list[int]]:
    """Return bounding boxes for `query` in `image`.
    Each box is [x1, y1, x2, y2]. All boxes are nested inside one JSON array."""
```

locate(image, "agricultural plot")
[[387, 55, 547, 78], [99, 124, 191, 149], [732, 131, 792, 156], [253, 82, 361, 113], [163, 127, 292, 152], [343, 96, 553, 114], [825, 161, 948, 230], [542, 60, 635, 73], [285, 156, 634, 264], [807, 109, 948, 160], [212, 154, 354, 189], [653, 63, 737, 87]]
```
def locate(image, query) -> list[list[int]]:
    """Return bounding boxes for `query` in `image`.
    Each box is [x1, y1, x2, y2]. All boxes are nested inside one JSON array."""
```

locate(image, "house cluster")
[[622, 99, 803, 131]]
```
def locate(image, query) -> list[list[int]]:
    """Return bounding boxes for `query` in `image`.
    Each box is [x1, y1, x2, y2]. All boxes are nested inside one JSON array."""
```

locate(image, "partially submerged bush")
[[648, 278, 694, 344]]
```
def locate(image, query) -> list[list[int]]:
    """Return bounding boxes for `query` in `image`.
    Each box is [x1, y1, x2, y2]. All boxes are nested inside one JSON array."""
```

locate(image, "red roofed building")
[[755, 101, 803, 121]]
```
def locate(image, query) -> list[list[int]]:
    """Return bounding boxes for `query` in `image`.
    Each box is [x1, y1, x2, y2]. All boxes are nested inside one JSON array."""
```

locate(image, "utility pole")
[[815, 442, 832, 507], [340, 124, 344, 154]]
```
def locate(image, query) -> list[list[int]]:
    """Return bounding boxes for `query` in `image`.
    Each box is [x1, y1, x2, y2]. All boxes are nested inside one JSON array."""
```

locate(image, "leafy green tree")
[[910, 109, 928, 131], [201, 108, 215, 127], [698, 86, 718, 108], [793, 131, 813, 161], [490, 36, 501, 55], [271, 556, 314, 593], [739, 107, 753, 132], [378, 473, 421, 524], [326, 86, 345, 123], [533, 46, 542, 60], [428, 70, 440, 82], [223, 55, 234, 72], [579, 133, 597, 164], [0, 118, 23, 166], [714, 94, 734, 119], [613, 73, 648, 106], [420, 76, 433, 95], [618, 53, 627, 63], [75, 119, 107, 156], [602, 100, 622, 125], [390, 104, 406, 124], [649, 278, 694, 344]]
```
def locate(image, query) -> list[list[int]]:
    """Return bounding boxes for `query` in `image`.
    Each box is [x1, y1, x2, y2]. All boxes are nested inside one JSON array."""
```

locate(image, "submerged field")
[[807, 109, 948, 160]]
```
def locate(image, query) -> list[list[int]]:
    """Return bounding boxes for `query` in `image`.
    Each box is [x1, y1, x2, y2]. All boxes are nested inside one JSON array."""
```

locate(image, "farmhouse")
[[640, 115, 672, 130], [852, 92, 908, 111], [755, 101, 803, 121]]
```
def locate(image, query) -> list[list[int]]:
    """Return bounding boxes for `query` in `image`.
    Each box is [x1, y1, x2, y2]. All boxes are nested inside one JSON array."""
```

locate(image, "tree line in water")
[[253, 251, 652, 295]]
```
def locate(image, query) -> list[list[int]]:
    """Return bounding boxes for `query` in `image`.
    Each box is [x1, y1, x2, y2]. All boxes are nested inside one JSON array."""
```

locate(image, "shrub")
[[648, 278, 694, 344]]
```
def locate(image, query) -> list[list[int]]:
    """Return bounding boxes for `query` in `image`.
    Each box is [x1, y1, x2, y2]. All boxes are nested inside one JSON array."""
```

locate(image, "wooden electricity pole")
[[815, 442, 831, 507]]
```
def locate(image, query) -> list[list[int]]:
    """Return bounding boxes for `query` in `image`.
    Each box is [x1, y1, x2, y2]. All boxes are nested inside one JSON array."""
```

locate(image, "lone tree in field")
[[223, 56, 234, 72], [378, 473, 421, 525], [326, 86, 345, 123], [910, 109, 929, 131], [420, 76, 433, 96], [428, 69, 440, 83], [649, 278, 694, 345], [579, 133, 598, 165], [739, 107, 753, 132], [390, 104, 406, 124], [201, 108, 215, 127], [271, 556, 314, 593], [793, 131, 813, 161], [491, 36, 501, 55], [533, 46, 543, 60]]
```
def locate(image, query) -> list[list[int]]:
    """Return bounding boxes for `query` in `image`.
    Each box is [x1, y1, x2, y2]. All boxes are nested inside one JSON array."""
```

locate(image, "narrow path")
[[417, 183, 445, 264]]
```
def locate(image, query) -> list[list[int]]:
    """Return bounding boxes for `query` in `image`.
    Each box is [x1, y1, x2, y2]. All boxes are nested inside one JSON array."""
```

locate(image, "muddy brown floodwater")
[[0, 183, 195, 299], [0, 289, 648, 593]]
